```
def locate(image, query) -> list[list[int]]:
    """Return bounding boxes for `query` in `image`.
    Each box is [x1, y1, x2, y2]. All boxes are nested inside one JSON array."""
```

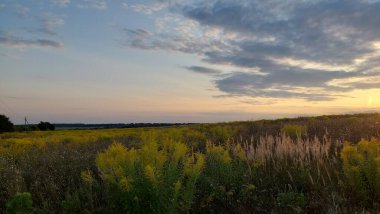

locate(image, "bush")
[[0, 114, 14, 133], [6, 192, 34, 214]]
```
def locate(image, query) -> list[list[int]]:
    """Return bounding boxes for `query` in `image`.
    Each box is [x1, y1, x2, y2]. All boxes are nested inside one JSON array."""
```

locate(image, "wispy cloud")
[[123, 28, 152, 49], [0, 36, 64, 48], [123, 0, 380, 101], [33, 15, 65, 36], [78, 0, 107, 10], [126, 2, 168, 15]]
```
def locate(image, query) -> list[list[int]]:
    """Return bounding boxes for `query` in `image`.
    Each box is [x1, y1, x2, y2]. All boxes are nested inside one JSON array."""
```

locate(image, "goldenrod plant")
[[341, 138, 380, 206], [96, 140, 204, 213]]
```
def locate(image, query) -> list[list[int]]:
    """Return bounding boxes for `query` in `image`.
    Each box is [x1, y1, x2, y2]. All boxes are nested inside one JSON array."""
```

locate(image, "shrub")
[[6, 192, 34, 214]]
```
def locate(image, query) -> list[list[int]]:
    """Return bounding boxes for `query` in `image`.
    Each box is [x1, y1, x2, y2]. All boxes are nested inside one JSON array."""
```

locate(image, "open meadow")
[[1, 113, 380, 213]]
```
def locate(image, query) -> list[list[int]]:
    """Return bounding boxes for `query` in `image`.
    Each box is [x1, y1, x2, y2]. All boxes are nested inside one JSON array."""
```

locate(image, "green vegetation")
[[1, 113, 380, 213], [276, 192, 305, 213], [341, 138, 380, 207], [281, 124, 307, 139], [6, 192, 34, 214]]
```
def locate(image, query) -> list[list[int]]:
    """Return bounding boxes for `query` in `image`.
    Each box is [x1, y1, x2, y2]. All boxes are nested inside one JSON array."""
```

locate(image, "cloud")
[[123, 28, 153, 49], [124, 29, 151, 38], [127, 2, 168, 15], [78, 0, 107, 10], [185, 66, 222, 75], [214, 69, 360, 101], [182, 0, 380, 65], [34, 16, 65, 36], [123, 0, 380, 101], [347, 82, 380, 89], [124, 17, 233, 55], [15, 5, 29, 18], [0, 36, 64, 48], [51, 0, 70, 7]]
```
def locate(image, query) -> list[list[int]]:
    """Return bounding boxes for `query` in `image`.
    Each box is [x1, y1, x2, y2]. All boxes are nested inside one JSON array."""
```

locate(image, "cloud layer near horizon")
[[125, 0, 380, 101]]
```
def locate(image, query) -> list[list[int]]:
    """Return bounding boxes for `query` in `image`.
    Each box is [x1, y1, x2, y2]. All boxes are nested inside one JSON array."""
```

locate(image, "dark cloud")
[[214, 69, 359, 101], [0, 36, 63, 48], [183, 0, 380, 64], [124, 0, 380, 101], [203, 51, 277, 70], [345, 81, 380, 90], [185, 66, 222, 75]]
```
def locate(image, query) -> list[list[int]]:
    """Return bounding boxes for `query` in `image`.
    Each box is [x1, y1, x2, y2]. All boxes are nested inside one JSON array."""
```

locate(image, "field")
[[1, 113, 380, 213]]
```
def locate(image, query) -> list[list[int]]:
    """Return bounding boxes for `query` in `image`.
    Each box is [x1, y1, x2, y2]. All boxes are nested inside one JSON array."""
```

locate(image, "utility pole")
[[24, 116, 30, 130]]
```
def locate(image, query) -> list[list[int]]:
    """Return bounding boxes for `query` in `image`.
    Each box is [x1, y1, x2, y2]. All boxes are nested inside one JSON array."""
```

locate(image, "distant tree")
[[37, 121, 55, 131], [0, 114, 14, 133]]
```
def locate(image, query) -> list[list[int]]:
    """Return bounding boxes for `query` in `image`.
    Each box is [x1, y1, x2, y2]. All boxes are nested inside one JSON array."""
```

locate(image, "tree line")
[[0, 114, 55, 133]]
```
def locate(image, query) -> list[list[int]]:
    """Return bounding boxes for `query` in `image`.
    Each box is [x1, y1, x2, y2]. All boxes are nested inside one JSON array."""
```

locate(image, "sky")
[[1, 0, 380, 124]]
